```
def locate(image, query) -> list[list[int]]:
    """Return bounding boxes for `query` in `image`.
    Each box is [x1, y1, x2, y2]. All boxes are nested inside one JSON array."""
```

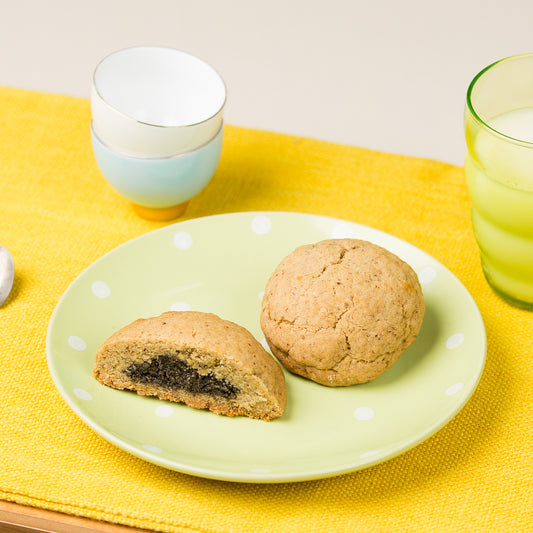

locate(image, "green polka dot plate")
[[47, 212, 486, 482]]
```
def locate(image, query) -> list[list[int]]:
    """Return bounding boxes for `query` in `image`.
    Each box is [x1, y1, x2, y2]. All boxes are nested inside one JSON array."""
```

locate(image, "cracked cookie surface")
[[260, 239, 425, 386]]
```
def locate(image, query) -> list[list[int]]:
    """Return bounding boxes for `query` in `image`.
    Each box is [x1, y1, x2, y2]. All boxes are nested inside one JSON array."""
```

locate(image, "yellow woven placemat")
[[0, 86, 531, 533]]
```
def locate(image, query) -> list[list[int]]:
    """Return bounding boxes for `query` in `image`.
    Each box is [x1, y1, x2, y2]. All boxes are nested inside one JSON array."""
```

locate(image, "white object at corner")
[[0, 245, 15, 306]]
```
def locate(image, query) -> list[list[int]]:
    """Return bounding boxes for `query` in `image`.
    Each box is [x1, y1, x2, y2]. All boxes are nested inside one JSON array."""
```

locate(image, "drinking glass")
[[465, 53, 533, 310]]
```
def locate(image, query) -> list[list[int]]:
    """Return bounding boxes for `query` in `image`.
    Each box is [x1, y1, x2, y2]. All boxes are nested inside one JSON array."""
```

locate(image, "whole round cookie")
[[260, 239, 425, 386]]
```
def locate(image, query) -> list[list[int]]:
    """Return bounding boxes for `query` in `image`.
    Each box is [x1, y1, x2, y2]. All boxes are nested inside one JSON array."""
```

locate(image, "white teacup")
[[91, 46, 226, 156]]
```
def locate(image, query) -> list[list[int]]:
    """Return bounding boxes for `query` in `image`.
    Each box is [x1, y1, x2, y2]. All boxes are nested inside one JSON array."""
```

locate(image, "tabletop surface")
[[1, 0, 533, 167]]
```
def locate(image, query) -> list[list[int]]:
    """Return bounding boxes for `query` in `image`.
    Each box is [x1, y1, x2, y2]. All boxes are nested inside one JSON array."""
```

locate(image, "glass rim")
[[466, 52, 533, 148]]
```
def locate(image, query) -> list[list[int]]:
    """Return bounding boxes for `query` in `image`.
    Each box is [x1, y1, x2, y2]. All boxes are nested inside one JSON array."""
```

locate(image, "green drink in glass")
[[465, 54, 533, 310]]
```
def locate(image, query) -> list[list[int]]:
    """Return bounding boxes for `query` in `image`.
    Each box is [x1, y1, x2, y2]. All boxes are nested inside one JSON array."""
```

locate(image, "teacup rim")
[[90, 120, 224, 160], [92, 45, 227, 130]]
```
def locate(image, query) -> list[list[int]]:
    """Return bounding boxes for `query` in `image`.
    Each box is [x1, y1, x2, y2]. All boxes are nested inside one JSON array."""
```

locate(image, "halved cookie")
[[94, 311, 286, 420]]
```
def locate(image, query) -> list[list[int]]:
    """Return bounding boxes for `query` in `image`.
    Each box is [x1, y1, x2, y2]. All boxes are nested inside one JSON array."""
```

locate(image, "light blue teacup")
[[91, 121, 223, 220]]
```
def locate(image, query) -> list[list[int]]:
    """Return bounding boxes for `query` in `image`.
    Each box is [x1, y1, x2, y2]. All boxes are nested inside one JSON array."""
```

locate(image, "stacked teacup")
[[91, 46, 226, 221]]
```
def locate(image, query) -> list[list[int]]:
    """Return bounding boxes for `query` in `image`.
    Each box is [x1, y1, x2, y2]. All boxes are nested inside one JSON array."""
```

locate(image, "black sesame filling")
[[124, 354, 239, 399]]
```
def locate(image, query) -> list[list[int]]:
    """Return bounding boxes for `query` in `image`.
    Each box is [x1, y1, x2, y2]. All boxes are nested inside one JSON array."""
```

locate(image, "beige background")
[[1, 0, 531, 165]]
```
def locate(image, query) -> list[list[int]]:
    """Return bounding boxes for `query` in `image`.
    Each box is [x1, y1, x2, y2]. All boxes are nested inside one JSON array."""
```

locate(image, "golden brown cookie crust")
[[94, 311, 286, 420], [260, 239, 425, 386]]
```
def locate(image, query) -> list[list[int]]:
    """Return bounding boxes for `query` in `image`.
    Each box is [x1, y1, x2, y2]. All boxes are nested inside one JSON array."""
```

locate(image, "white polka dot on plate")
[[418, 266, 437, 285], [446, 333, 465, 349], [173, 231, 193, 250], [68, 336, 86, 351], [73, 388, 92, 401], [170, 301, 191, 312], [258, 290, 265, 301], [331, 222, 356, 239], [142, 444, 162, 453], [92, 281, 110, 299], [261, 338, 271, 352], [251, 215, 272, 235], [446, 382, 464, 396], [155, 405, 175, 418], [353, 406, 374, 421]]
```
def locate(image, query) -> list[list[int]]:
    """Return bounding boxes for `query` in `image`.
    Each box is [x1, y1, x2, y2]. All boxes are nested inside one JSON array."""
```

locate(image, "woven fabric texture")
[[0, 86, 531, 532]]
